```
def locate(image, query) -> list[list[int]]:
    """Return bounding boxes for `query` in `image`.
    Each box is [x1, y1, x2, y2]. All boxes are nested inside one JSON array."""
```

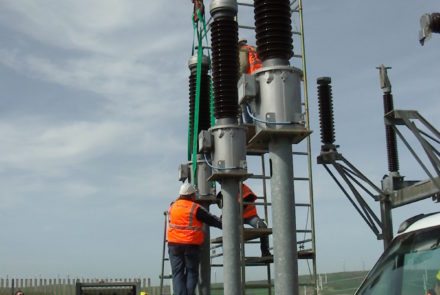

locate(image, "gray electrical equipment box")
[[198, 130, 213, 153], [238, 74, 257, 105], [178, 163, 190, 182]]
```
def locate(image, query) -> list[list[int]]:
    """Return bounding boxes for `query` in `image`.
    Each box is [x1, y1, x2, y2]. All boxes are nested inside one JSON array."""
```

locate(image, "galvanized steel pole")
[[269, 137, 299, 295], [221, 178, 242, 295], [197, 155, 213, 295]]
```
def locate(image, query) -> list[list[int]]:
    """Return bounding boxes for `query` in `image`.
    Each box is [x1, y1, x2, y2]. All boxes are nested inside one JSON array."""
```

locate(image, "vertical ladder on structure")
[[159, 211, 172, 295], [289, 0, 318, 293], [234, 0, 318, 294]]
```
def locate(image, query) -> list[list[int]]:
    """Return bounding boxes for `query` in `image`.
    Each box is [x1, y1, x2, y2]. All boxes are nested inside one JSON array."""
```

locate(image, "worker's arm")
[[196, 206, 222, 229]]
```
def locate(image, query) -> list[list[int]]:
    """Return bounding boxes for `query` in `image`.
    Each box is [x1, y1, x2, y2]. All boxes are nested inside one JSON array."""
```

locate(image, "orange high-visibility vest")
[[167, 198, 204, 245], [240, 184, 258, 219], [243, 45, 262, 74]]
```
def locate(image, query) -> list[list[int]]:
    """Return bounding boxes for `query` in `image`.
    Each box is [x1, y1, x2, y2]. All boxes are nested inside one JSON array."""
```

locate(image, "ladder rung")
[[159, 275, 172, 279], [297, 229, 312, 233], [293, 54, 303, 58], [211, 253, 223, 259], [293, 151, 308, 155], [292, 31, 301, 36], [297, 238, 313, 244], [211, 264, 224, 267], [245, 256, 273, 266], [295, 203, 311, 207], [294, 177, 310, 181], [298, 249, 315, 259], [210, 244, 223, 250], [299, 283, 316, 287], [248, 174, 270, 180]]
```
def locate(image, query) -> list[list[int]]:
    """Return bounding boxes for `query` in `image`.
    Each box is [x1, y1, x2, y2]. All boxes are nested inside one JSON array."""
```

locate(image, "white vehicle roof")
[[396, 211, 440, 236]]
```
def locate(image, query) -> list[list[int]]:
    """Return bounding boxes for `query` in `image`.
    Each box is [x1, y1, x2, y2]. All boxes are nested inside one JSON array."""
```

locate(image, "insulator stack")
[[383, 92, 399, 172], [317, 77, 335, 146], [188, 55, 211, 151], [432, 13, 440, 33], [254, 0, 293, 62], [211, 16, 239, 119]]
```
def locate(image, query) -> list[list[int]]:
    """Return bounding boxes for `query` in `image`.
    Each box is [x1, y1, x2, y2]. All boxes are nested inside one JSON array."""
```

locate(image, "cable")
[[245, 104, 294, 125], [203, 153, 242, 170]]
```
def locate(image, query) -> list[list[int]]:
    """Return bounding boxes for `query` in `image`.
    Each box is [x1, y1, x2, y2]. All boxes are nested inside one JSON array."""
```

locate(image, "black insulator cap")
[[431, 13, 440, 33], [254, 0, 293, 61], [317, 77, 335, 146], [211, 16, 239, 119], [383, 93, 399, 172]]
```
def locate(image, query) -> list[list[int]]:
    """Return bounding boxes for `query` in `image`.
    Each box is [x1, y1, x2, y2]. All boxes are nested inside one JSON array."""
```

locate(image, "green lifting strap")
[[191, 37, 203, 185]]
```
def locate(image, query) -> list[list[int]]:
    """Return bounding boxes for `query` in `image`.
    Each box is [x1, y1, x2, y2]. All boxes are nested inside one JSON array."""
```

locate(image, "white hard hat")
[[179, 183, 197, 196]]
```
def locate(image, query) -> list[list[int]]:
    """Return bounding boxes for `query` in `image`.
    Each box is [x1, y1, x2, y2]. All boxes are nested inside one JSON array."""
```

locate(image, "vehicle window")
[[356, 226, 440, 295]]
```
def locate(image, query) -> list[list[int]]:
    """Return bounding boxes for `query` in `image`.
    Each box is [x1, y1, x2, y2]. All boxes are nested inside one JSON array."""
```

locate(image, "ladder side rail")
[[160, 211, 168, 295], [297, 0, 318, 292]]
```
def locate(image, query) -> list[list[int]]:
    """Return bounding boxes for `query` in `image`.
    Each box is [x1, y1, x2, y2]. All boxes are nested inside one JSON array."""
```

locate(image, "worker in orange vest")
[[240, 183, 271, 257], [238, 39, 262, 125], [168, 183, 222, 295], [238, 38, 262, 75], [217, 183, 271, 257]]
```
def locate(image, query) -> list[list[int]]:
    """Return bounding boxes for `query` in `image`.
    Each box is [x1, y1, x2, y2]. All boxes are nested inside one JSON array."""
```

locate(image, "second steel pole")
[[269, 137, 299, 295]]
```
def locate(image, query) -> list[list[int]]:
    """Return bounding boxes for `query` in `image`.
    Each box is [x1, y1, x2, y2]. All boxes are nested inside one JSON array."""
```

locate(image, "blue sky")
[[0, 0, 439, 285]]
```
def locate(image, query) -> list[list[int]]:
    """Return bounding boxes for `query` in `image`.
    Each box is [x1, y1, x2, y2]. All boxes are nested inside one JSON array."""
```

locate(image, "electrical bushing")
[[317, 77, 335, 147], [210, 0, 239, 120], [254, 0, 293, 63], [188, 54, 211, 152], [208, 0, 247, 178]]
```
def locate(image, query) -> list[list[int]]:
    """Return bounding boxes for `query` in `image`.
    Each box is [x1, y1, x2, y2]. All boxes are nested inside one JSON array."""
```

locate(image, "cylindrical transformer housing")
[[210, 124, 247, 174], [254, 66, 303, 132]]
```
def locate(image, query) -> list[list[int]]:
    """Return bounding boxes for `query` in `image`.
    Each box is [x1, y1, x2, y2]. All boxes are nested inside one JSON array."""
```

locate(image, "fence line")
[[0, 277, 170, 295]]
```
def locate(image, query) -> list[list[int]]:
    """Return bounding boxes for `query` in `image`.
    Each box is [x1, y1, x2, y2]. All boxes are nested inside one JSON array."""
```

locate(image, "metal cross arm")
[[318, 150, 386, 240], [384, 109, 440, 204]]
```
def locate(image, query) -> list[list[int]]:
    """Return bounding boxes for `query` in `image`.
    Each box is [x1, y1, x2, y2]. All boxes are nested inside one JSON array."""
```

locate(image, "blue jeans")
[[168, 244, 200, 295]]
